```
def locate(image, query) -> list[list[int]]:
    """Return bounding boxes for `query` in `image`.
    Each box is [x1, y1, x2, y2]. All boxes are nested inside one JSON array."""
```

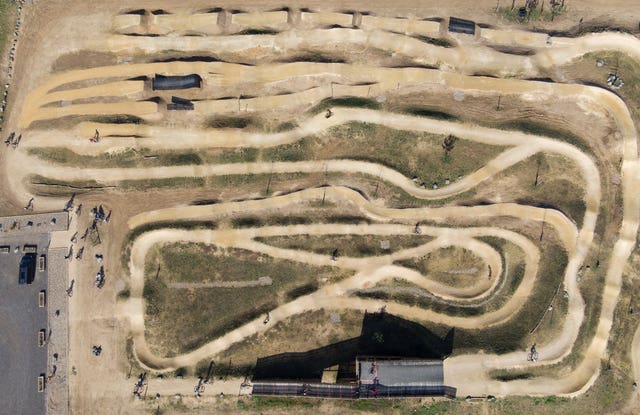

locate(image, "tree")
[[442, 135, 457, 162]]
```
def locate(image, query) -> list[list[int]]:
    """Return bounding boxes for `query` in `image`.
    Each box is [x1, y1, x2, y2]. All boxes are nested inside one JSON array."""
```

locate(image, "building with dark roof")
[[152, 74, 202, 91], [448, 17, 476, 35]]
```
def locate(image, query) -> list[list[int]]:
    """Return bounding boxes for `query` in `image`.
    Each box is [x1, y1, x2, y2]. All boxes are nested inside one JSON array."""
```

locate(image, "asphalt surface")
[[0, 233, 49, 415]]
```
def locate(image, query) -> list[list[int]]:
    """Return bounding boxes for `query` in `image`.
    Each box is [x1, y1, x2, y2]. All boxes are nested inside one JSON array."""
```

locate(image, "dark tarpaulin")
[[152, 74, 202, 90]]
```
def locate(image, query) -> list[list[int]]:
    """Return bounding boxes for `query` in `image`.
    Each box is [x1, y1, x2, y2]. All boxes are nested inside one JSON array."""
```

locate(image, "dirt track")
[[5, 6, 640, 403], [124, 224, 534, 371]]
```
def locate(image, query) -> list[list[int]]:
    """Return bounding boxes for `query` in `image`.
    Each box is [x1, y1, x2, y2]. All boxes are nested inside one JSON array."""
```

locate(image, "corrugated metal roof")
[[358, 359, 443, 387]]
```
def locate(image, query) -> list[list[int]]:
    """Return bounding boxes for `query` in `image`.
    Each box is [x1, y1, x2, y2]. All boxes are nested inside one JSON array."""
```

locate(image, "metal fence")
[[252, 382, 305, 396], [307, 383, 359, 398], [252, 382, 456, 399], [359, 384, 455, 399]]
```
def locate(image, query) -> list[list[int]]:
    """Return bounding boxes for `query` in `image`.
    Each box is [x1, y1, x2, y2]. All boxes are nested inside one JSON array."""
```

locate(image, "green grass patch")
[[203, 148, 259, 164], [0, 0, 17, 125], [28, 148, 203, 168], [0, 0, 16, 53], [0, 0, 17, 122], [237, 396, 320, 411], [497, 4, 566, 23]]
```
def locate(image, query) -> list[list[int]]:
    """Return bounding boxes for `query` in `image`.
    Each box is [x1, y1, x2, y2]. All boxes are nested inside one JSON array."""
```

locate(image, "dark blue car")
[[18, 253, 36, 285]]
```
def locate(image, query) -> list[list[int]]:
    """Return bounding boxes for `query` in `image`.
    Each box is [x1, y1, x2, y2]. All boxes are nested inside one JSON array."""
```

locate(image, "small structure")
[[23, 244, 37, 253], [167, 96, 194, 111], [152, 74, 202, 91], [38, 290, 46, 308], [38, 329, 46, 347], [448, 17, 475, 35], [38, 254, 46, 272]]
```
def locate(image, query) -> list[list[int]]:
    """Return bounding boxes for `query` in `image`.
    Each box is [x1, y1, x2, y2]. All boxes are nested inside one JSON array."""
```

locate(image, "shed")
[[448, 17, 476, 35], [152, 74, 202, 91]]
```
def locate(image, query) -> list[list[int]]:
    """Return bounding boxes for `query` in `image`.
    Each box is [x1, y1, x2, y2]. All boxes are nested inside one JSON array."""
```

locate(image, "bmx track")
[[6, 8, 640, 399]]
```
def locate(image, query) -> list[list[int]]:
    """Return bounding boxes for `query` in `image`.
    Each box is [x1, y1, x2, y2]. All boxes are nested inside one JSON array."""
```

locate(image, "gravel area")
[[45, 248, 69, 415], [0, 212, 70, 415]]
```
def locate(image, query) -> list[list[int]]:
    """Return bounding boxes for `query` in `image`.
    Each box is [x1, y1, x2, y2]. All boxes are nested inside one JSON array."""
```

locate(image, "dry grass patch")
[[216, 309, 364, 369], [461, 152, 586, 227], [255, 234, 434, 258], [143, 242, 353, 357], [261, 122, 507, 185], [396, 245, 487, 288], [356, 237, 567, 355]]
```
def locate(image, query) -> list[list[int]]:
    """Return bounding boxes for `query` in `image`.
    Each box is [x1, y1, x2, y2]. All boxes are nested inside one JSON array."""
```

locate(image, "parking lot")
[[0, 233, 49, 415]]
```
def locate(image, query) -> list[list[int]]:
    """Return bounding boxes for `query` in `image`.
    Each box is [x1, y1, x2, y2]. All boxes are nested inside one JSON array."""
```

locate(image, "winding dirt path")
[[15, 108, 598, 216]]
